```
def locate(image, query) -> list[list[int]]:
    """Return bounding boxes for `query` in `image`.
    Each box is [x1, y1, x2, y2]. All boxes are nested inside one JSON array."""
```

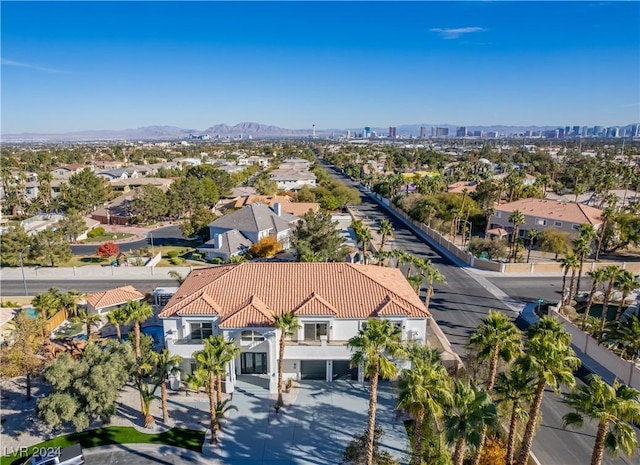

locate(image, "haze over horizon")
[[2, 1, 639, 134]]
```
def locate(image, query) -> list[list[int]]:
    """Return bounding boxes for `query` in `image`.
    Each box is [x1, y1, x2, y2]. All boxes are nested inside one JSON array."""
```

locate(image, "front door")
[[241, 352, 267, 374]]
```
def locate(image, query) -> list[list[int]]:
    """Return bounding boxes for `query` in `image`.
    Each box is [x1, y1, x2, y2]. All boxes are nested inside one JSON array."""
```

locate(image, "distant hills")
[[2, 122, 637, 142]]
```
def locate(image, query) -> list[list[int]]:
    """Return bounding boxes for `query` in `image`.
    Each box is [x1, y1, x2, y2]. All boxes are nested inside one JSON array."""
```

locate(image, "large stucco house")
[[158, 262, 431, 393], [489, 198, 604, 238]]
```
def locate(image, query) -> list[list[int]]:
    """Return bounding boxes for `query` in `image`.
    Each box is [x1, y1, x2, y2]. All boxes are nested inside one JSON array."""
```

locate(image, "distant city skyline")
[[1, 1, 639, 134]]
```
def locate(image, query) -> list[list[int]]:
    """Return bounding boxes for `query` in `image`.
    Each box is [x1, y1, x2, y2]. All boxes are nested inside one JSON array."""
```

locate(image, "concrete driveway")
[[211, 377, 409, 465]]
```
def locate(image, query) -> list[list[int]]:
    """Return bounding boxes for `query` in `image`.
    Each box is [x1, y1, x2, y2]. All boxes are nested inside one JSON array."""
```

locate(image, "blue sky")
[[1, 1, 639, 133]]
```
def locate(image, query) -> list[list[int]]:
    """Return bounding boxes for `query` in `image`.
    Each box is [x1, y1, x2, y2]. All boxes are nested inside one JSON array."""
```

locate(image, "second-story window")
[[190, 322, 213, 341], [241, 330, 265, 342], [304, 323, 328, 341]]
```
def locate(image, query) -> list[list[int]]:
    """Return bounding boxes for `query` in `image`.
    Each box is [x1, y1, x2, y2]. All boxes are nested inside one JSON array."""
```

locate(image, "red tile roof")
[[159, 263, 430, 326], [86, 285, 144, 310]]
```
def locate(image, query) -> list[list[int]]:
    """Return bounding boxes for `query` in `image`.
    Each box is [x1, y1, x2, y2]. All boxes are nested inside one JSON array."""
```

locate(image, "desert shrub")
[[166, 250, 180, 258], [169, 257, 184, 265], [87, 227, 105, 238]]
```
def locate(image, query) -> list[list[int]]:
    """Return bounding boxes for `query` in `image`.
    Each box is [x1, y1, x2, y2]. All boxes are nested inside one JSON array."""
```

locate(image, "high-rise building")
[[630, 124, 640, 137], [420, 127, 426, 138], [565, 126, 571, 137], [572, 126, 581, 137], [435, 127, 449, 136], [593, 126, 604, 136], [608, 127, 620, 138], [473, 130, 483, 137], [456, 126, 467, 137], [364, 126, 371, 138], [558, 128, 566, 139], [389, 127, 396, 138]]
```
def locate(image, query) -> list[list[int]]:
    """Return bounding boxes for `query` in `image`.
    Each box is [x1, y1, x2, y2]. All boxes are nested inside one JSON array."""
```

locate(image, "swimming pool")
[[22, 307, 38, 319]]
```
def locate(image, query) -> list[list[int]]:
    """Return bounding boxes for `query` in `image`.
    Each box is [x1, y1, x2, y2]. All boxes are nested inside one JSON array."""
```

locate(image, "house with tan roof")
[[489, 198, 604, 238], [86, 285, 145, 314], [233, 195, 320, 217], [158, 262, 431, 393]]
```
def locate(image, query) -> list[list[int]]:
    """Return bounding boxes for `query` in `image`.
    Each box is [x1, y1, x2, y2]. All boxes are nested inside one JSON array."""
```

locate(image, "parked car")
[[30, 444, 84, 465]]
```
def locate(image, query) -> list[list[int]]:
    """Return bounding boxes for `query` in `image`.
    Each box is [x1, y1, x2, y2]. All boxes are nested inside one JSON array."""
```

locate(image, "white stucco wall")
[[331, 319, 360, 341]]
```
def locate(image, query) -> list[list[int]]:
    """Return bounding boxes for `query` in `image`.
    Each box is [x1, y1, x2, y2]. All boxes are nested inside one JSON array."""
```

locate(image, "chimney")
[[274, 202, 282, 216], [214, 234, 222, 249]]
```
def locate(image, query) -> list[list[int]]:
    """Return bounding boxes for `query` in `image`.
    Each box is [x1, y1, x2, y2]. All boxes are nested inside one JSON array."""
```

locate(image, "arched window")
[[241, 330, 265, 342]]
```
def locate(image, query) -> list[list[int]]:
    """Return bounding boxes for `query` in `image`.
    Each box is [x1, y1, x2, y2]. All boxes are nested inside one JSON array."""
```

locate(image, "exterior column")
[[326, 360, 332, 383]]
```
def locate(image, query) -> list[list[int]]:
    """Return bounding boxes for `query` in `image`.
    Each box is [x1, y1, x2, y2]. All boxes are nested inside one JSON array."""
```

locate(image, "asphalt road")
[[70, 225, 187, 255], [324, 162, 634, 465]]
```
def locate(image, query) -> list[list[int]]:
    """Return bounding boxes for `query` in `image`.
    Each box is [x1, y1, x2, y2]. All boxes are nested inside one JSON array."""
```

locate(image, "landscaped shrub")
[[210, 257, 223, 265], [166, 250, 180, 258], [169, 257, 184, 265], [87, 227, 105, 238], [191, 252, 203, 261]]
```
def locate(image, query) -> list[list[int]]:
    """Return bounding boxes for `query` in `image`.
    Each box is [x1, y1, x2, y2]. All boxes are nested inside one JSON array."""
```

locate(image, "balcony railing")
[[287, 339, 347, 346]]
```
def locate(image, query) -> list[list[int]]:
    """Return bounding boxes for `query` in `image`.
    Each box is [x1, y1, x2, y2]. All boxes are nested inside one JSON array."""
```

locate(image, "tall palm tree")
[[605, 313, 640, 361], [595, 207, 615, 261], [357, 225, 373, 264], [191, 335, 240, 444], [391, 249, 408, 269], [525, 229, 539, 263], [61, 290, 84, 318], [599, 265, 623, 338], [562, 375, 640, 465], [274, 311, 300, 407], [514, 317, 580, 465], [123, 300, 154, 359], [348, 318, 405, 465], [559, 254, 580, 306], [106, 306, 129, 342], [613, 270, 639, 321], [71, 309, 102, 339], [445, 379, 498, 465], [582, 268, 608, 330], [468, 310, 522, 465], [153, 349, 182, 424], [397, 349, 453, 465], [508, 210, 525, 262], [494, 365, 536, 465], [423, 262, 446, 314], [574, 224, 597, 295], [377, 219, 394, 250], [32, 288, 62, 319]]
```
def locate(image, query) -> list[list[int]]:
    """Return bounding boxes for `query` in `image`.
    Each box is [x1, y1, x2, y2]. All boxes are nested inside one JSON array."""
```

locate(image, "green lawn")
[[0, 427, 205, 465], [79, 233, 133, 243]]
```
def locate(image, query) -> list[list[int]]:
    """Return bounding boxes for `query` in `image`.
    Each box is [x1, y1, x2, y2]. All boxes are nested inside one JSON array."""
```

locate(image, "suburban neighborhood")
[[1, 134, 639, 465]]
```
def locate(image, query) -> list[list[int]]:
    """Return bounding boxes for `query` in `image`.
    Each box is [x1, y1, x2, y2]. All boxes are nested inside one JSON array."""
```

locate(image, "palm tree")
[[32, 288, 62, 319], [167, 270, 184, 285], [71, 309, 102, 339], [397, 349, 453, 465], [595, 207, 614, 261], [559, 254, 580, 306], [378, 219, 394, 250], [525, 229, 538, 263], [599, 265, 623, 338], [106, 306, 129, 342], [468, 310, 523, 392], [582, 268, 608, 330], [508, 210, 525, 262], [514, 317, 580, 465], [153, 349, 182, 424], [348, 318, 405, 465], [494, 365, 536, 465], [123, 300, 154, 359], [191, 335, 240, 444], [574, 224, 597, 295], [562, 375, 640, 465], [423, 263, 446, 314], [605, 313, 640, 361], [356, 225, 373, 264], [274, 311, 300, 407], [468, 310, 522, 465], [61, 290, 83, 318], [613, 270, 639, 321], [391, 249, 408, 269], [445, 379, 497, 465]]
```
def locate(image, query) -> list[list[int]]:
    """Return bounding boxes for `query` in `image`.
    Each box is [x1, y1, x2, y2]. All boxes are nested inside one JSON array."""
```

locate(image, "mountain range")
[[2, 122, 637, 142]]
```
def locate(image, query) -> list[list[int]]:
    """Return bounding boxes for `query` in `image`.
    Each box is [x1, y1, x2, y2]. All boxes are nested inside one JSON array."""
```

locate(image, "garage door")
[[300, 360, 327, 380], [332, 360, 358, 381]]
